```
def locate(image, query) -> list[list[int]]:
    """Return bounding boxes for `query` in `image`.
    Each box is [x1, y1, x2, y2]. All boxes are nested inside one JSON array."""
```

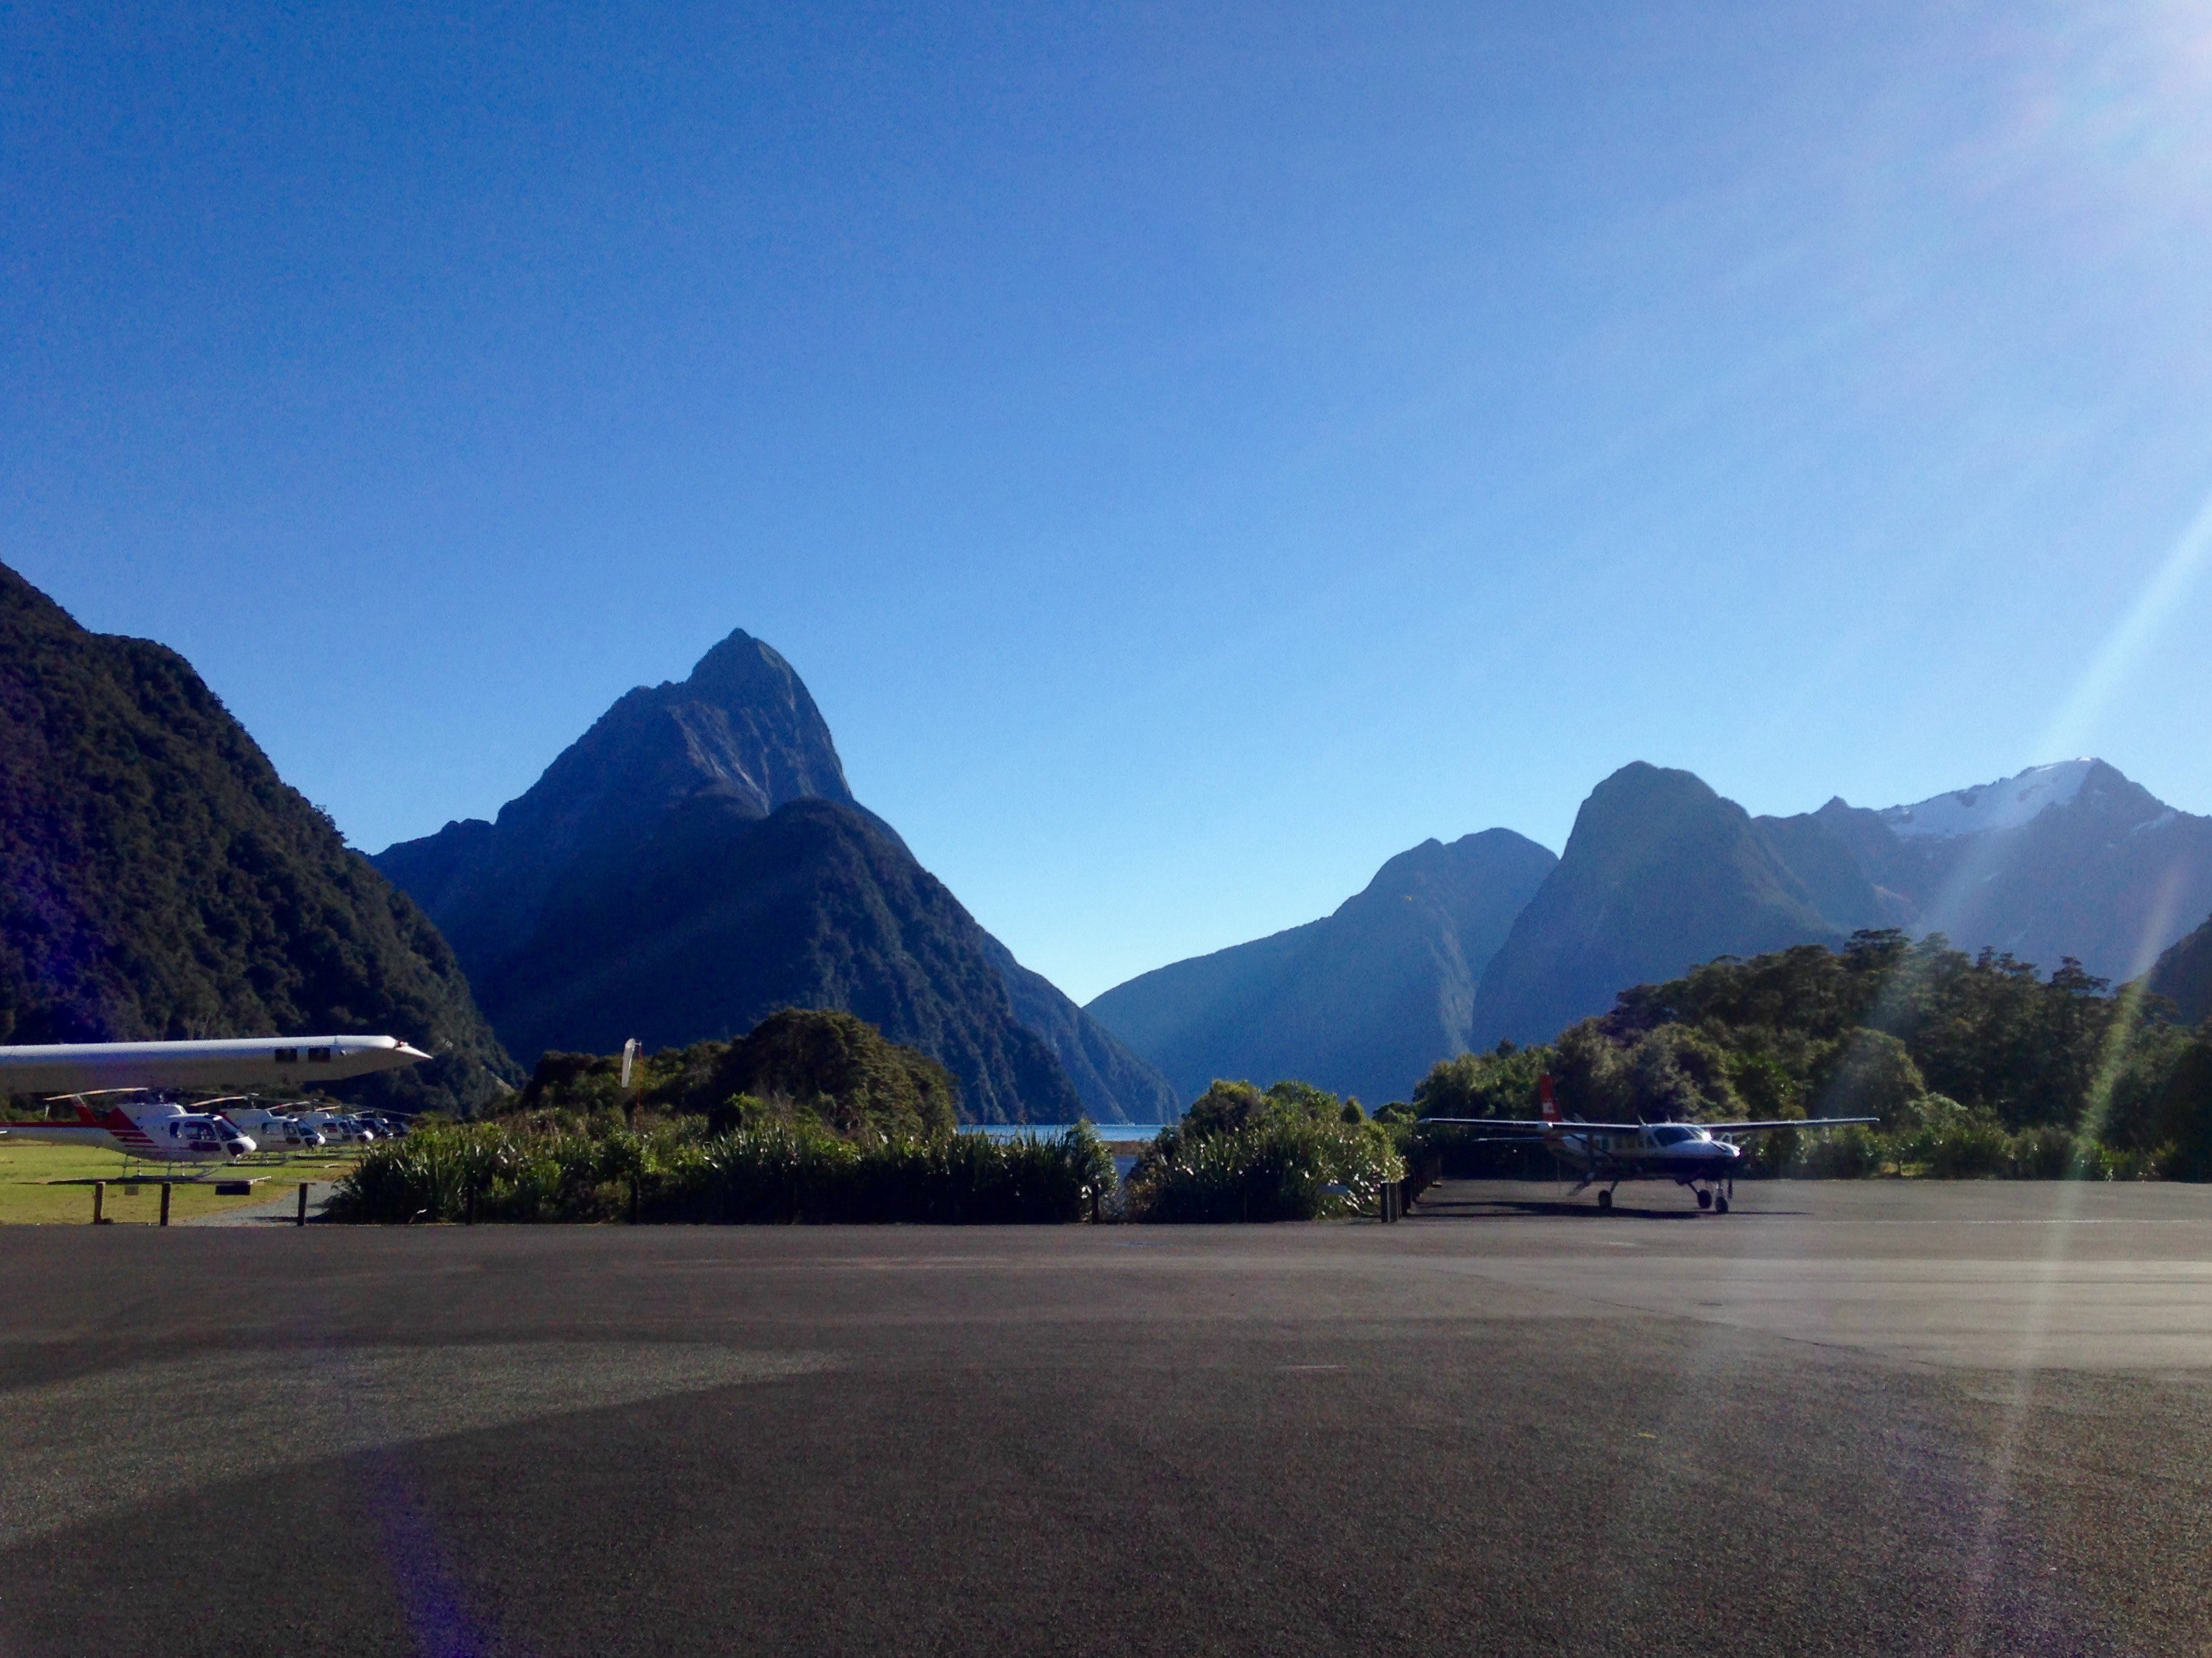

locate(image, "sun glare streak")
[[1948, 867, 2185, 1650], [1825, 460, 2212, 1648], [2043, 481, 2212, 759]]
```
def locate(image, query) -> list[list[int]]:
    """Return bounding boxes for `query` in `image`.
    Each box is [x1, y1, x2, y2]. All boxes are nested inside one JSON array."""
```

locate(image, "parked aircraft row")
[[0, 1035, 429, 1165]]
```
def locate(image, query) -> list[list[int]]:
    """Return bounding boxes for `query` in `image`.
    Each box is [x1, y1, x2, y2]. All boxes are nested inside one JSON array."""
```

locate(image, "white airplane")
[[0, 1035, 429, 1166], [1426, 1075, 1877, 1214], [0, 1035, 431, 1095]]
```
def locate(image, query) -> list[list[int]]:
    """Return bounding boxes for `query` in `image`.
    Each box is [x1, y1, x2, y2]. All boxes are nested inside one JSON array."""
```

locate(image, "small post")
[[92, 1181, 105, 1225], [159, 1182, 172, 1227], [296, 1182, 310, 1226], [464, 1181, 476, 1227]]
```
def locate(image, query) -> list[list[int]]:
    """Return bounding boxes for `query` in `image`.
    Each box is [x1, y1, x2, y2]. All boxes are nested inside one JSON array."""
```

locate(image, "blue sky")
[[8, 1, 2212, 1001]]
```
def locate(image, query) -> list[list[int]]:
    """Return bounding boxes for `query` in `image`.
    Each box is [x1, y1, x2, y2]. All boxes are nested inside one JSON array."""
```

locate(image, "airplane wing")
[[1420, 1118, 1644, 1133], [1699, 1117, 1880, 1133], [1421, 1116, 1880, 1134], [0, 1036, 430, 1094]]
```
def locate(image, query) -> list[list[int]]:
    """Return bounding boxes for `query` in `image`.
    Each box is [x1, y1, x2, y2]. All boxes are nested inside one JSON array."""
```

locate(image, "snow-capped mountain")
[[1878, 760, 2098, 839], [1800, 759, 2212, 984]]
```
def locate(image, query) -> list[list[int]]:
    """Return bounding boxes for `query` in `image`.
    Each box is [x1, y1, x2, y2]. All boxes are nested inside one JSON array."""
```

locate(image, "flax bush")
[[1123, 1112, 1402, 1223], [326, 1117, 1115, 1225]]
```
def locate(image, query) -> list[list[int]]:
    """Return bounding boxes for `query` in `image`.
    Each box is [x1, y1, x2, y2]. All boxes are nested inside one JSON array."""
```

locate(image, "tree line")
[[1409, 930, 2212, 1179]]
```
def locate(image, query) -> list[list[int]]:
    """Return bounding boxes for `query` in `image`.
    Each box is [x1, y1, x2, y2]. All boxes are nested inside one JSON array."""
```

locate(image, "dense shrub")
[[327, 1117, 1114, 1225], [1123, 1079, 1403, 1222]]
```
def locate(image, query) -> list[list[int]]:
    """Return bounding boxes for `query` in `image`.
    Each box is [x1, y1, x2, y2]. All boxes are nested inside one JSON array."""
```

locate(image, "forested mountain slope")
[[2150, 912, 2212, 1026], [0, 562, 511, 1114]]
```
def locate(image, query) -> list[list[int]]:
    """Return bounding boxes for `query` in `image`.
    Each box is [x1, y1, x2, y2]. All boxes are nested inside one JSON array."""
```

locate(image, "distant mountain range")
[[1092, 757, 2212, 1105], [12, 543, 2201, 1126], [0, 562, 511, 1114], [375, 632, 1174, 1123]]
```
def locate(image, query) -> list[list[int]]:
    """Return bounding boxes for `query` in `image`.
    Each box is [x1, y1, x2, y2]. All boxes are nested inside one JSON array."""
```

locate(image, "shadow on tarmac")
[[1409, 1188, 1810, 1221]]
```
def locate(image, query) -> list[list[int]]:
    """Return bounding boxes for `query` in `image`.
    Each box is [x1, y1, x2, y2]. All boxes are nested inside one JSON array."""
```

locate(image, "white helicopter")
[[0, 1093, 260, 1163], [216, 1103, 328, 1151], [1425, 1074, 1877, 1214], [0, 1035, 430, 1168]]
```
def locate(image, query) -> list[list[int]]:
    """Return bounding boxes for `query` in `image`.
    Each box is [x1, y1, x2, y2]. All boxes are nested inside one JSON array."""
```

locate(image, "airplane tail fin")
[[1538, 1073, 1562, 1125]]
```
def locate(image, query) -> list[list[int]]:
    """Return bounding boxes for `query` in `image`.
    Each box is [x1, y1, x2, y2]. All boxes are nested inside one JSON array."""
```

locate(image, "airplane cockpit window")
[[1652, 1125, 1696, 1146], [308, 1047, 333, 1063]]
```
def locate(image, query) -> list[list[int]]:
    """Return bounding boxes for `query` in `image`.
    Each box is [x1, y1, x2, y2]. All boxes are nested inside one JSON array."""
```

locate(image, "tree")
[[1413, 1042, 1552, 1121]]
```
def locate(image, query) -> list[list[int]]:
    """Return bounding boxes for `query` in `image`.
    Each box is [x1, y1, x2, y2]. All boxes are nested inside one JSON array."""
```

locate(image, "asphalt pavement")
[[2, 1179, 2208, 1657]]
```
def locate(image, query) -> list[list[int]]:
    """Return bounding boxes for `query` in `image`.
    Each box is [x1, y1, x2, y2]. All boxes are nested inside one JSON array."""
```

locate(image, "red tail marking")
[[98, 1106, 156, 1146], [1538, 1073, 1562, 1124]]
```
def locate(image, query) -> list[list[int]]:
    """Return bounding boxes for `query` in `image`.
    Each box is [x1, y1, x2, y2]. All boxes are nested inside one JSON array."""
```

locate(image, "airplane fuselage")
[[1545, 1123, 1742, 1186]]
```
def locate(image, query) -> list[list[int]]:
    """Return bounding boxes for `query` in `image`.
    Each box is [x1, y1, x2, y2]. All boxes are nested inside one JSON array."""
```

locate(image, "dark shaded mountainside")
[[377, 632, 1173, 1123], [1087, 831, 1556, 1105], [1467, 764, 1847, 1050], [2151, 913, 2212, 1026], [0, 563, 511, 1114], [1093, 757, 2212, 1101]]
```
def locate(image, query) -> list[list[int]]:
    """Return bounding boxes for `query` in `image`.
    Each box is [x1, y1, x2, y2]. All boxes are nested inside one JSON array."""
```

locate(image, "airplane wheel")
[[1715, 1193, 1730, 1215], [1696, 1188, 1712, 1210], [1596, 1189, 1613, 1212]]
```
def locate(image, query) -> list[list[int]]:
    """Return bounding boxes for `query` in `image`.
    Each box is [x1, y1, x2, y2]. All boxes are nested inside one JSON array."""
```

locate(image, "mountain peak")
[[683, 630, 813, 712], [1469, 763, 1838, 1047], [375, 625, 1172, 1119], [512, 629, 854, 836]]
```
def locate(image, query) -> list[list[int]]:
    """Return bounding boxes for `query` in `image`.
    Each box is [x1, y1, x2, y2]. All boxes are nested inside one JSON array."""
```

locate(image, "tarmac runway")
[[2, 1180, 2209, 1656]]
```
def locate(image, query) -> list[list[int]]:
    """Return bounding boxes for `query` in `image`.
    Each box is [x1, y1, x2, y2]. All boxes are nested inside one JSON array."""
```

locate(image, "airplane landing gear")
[[1596, 1189, 1613, 1212], [1696, 1188, 1712, 1210], [1715, 1192, 1730, 1214]]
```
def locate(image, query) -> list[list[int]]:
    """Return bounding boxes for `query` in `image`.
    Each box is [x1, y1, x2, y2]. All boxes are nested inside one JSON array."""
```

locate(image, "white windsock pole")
[[620, 1038, 639, 1089]]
